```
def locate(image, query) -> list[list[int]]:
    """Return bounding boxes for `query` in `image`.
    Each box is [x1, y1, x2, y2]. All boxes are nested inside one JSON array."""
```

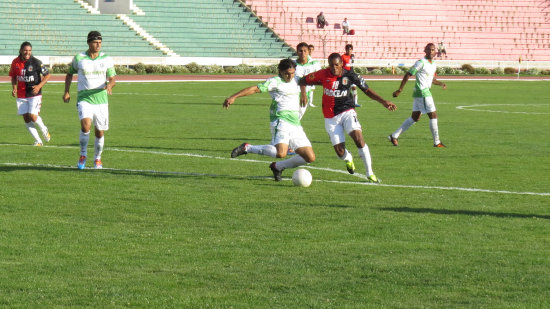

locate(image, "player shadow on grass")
[[0, 165, 290, 184], [379, 207, 550, 220]]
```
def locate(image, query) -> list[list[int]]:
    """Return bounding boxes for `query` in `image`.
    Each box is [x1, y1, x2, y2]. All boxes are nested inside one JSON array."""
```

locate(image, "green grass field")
[[1, 79, 549, 308]]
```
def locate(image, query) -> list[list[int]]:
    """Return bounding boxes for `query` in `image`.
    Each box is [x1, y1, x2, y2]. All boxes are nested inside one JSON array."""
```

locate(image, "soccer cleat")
[[308, 102, 316, 107], [287, 148, 296, 156], [94, 159, 103, 169], [388, 135, 399, 146], [43, 131, 51, 143], [231, 143, 249, 158], [355, 103, 362, 107], [366, 174, 381, 183], [269, 162, 283, 181], [345, 160, 355, 174], [434, 142, 446, 148], [33, 141, 43, 147], [77, 156, 87, 170]]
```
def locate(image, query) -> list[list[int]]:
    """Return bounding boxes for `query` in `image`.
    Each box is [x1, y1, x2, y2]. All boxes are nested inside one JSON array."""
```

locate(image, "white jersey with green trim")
[[295, 58, 321, 93], [69, 52, 116, 104], [409, 57, 436, 98], [257, 76, 301, 126]]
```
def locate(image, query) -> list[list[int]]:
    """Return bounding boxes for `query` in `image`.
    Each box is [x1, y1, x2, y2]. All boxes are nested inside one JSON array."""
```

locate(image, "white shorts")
[[270, 119, 312, 150], [16, 96, 42, 115], [324, 109, 362, 146], [412, 96, 436, 114], [77, 101, 109, 131]]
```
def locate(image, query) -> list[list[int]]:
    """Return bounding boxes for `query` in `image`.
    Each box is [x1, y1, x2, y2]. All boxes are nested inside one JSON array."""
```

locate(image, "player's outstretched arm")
[[365, 88, 397, 111], [223, 85, 260, 109], [393, 72, 412, 97]]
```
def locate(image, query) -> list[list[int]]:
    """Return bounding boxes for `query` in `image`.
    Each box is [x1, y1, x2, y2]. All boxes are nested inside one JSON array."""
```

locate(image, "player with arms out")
[[294, 42, 321, 118], [223, 59, 315, 181], [300, 53, 397, 183], [389, 43, 447, 147], [9, 41, 51, 146], [63, 31, 116, 169]]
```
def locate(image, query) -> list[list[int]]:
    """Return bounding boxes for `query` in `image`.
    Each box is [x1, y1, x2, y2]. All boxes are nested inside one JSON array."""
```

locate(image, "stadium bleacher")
[[0, 0, 548, 67], [130, 0, 293, 58], [243, 0, 550, 62], [0, 0, 163, 57]]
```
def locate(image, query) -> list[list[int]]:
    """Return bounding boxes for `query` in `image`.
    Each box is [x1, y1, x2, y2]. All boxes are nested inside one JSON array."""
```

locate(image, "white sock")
[[80, 131, 90, 157], [299, 105, 307, 120], [393, 117, 416, 138], [94, 136, 104, 160], [358, 145, 374, 177], [429, 118, 440, 144], [34, 116, 48, 136], [338, 149, 353, 162], [25, 122, 42, 143], [276, 155, 307, 170], [248, 144, 277, 158]]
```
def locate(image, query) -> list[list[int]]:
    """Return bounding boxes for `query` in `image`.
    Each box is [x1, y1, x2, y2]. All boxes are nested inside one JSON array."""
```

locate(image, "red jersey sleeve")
[[305, 69, 326, 85]]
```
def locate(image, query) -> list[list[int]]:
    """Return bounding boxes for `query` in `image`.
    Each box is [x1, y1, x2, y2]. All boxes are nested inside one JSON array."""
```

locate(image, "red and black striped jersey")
[[9, 56, 49, 98], [342, 54, 355, 71], [304, 68, 368, 118]]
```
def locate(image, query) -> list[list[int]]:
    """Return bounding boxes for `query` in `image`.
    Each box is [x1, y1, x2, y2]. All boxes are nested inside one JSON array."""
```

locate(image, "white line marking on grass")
[[2, 144, 549, 196], [456, 104, 550, 115]]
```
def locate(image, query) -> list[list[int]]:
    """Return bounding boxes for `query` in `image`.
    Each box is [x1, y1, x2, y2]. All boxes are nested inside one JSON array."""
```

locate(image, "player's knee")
[[276, 152, 286, 159], [304, 152, 315, 163]]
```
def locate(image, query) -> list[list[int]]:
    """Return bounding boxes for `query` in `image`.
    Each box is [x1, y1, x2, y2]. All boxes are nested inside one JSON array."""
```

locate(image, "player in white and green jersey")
[[294, 42, 322, 119], [223, 59, 316, 181], [63, 31, 116, 169], [389, 43, 447, 147]]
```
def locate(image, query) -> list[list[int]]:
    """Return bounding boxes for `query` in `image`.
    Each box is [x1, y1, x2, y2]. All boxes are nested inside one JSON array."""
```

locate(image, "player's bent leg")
[[348, 130, 366, 149], [295, 146, 315, 163], [275, 143, 290, 158]]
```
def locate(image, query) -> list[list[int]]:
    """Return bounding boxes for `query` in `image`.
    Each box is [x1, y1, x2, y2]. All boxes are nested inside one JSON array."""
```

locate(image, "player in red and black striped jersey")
[[9, 42, 51, 146], [300, 53, 396, 183]]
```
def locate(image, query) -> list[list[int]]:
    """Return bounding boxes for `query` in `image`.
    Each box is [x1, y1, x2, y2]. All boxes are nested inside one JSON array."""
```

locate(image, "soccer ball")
[[292, 169, 312, 187]]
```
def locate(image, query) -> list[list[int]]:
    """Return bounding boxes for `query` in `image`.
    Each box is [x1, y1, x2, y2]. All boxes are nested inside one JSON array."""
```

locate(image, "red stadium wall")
[[243, 0, 550, 63]]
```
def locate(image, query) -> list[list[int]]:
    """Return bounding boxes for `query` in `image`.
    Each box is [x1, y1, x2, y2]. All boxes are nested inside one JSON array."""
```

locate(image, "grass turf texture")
[[0, 80, 549, 307]]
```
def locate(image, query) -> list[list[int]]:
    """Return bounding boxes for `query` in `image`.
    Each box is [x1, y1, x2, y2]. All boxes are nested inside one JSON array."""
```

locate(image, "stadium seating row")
[[243, 0, 550, 61]]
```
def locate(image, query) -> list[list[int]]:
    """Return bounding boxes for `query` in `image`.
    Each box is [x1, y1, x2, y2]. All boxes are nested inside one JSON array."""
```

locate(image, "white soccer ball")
[[292, 168, 312, 187]]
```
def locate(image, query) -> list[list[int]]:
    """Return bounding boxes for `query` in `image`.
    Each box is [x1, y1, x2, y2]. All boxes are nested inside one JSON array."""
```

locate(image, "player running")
[[389, 43, 447, 147], [341, 44, 361, 107], [63, 31, 116, 169], [9, 41, 51, 146], [294, 42, 321, 119], [300, 53, 396, 183], [223, 59, 315, 181]]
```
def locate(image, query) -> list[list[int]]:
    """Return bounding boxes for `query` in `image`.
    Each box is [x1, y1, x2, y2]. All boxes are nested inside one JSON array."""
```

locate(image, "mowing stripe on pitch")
[[1, 143, 549, 197], [0, 162, 548, 196]]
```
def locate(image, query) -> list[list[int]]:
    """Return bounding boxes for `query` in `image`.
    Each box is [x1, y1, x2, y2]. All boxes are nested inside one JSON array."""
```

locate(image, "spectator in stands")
[[9, 41, 51, 146], [389, 43, 447, 148], [342, 44, 361, 107], [317, 12, 328, 28], [437, 41, 447, 59], [342, 18, 350, 35], [63, 31, 117, 170]]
